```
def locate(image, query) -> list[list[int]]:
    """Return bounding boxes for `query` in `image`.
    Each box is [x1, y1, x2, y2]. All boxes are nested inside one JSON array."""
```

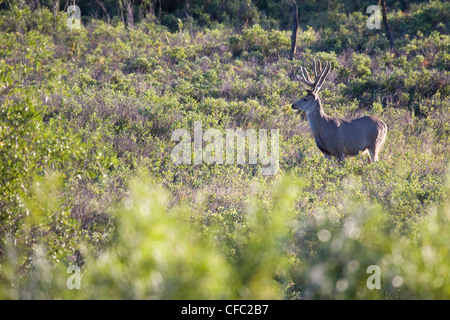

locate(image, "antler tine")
[[312, 59, 317, 78], [313, 59, 322, 78], [302, 66, 313, 83], [297, 66, 314, 87], [313, 61, 331, 94]]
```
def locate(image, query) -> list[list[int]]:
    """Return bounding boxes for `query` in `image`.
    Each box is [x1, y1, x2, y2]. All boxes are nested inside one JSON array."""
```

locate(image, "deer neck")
[[306, 99, 327, 136]]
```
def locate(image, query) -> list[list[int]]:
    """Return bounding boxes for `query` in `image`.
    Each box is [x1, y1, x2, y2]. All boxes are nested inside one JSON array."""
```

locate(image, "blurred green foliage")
[[0, 1, 449, 299]]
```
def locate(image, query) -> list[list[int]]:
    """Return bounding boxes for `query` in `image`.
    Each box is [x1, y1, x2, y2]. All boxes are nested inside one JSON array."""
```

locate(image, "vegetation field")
[[0, 0, 449, 299]]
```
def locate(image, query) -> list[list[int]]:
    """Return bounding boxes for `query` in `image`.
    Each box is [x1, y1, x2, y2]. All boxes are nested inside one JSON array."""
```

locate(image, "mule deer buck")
[[291, 60, 387, 162]]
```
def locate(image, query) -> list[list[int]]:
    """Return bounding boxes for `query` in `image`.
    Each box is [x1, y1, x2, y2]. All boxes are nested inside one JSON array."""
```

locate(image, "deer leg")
[[368, 147, 378, 163], [337, 153, 345, 162], [362, 149, 372, 164]]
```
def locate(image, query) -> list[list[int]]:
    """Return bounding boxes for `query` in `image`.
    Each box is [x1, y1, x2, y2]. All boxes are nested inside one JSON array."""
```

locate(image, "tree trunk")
[[289, 0, 299, 60], [95, 0, 111, 22], [379, 0, 395, 52], [124, 0, 135, 27]]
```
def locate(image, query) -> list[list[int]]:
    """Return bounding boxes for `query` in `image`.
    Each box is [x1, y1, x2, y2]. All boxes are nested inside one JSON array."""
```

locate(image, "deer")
[[291, 59, 387, 163]]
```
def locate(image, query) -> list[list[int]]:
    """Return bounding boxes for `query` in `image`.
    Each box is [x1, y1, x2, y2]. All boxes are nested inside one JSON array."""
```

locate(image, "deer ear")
[[306, 90, 317, 100]]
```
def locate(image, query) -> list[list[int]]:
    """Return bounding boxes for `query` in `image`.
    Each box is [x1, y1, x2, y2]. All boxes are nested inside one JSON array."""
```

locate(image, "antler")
[[296, 59, 331, 94]]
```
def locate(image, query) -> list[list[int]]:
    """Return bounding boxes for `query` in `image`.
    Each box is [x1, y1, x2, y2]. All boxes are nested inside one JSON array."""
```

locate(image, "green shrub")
[[0, 175, 302, 299]]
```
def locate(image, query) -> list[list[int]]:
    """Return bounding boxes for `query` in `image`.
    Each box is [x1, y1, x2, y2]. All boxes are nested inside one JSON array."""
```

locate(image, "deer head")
[[291, 59, 331, 112]]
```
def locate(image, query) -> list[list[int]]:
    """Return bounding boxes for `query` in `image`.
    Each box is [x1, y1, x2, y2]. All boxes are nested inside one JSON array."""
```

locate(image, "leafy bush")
[[230, 24, 290, 59], [0, 175, 301, 299]]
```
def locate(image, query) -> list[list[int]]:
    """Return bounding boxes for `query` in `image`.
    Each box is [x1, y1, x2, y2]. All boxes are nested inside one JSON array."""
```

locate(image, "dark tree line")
[[288, 0, 396, 58], [4, 0, 400, 53]]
